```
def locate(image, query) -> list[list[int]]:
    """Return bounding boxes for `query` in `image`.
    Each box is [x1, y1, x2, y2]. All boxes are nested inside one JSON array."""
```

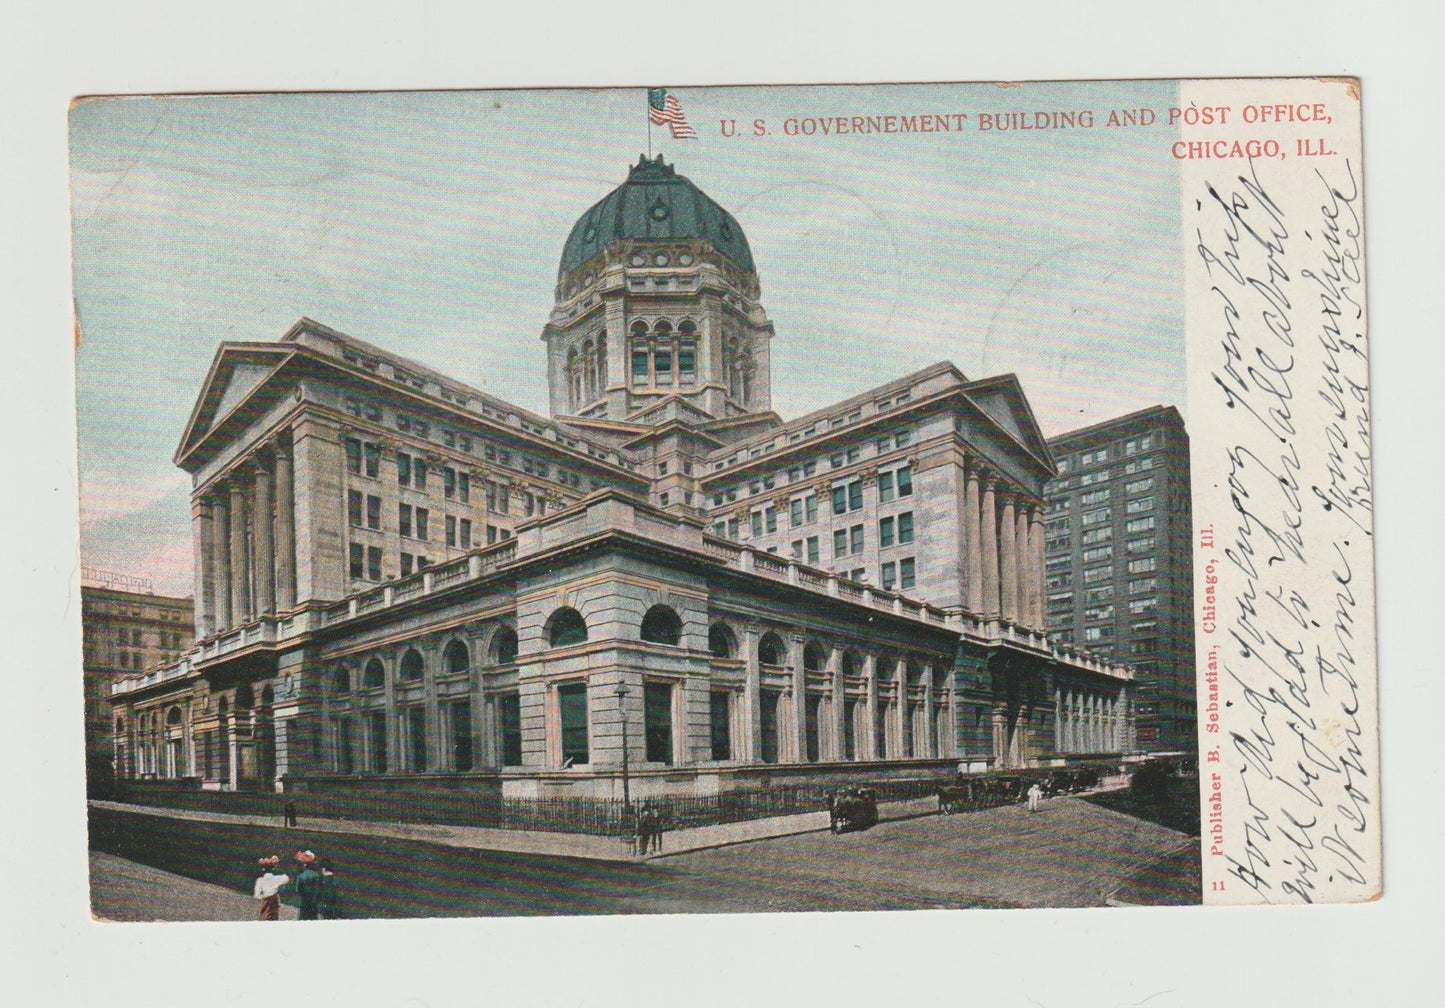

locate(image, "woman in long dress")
[[253, 857, 290, 921]]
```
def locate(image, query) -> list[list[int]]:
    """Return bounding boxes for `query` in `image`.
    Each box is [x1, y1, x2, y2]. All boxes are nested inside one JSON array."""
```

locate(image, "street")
[[89, 795, 1196, 920]]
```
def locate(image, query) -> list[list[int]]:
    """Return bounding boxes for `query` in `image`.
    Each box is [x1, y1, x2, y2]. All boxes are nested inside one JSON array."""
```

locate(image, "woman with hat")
[[294, 851, 323, 920], [253, 856, 290, 921]]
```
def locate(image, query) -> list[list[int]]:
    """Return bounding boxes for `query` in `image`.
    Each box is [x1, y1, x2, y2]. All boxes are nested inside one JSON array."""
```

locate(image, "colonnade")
[[1054, 688, 1130, 754], [196, 441, 297, 637], [738, 628, 955, 765], [963, 464, 1045, 628]]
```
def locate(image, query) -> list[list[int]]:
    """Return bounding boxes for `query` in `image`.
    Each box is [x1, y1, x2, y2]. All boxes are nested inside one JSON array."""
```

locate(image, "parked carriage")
[[824, 787, 878, 833]]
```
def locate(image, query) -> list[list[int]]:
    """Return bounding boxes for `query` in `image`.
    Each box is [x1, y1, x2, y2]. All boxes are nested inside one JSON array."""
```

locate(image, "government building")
[[109, 155, 1141, 800]]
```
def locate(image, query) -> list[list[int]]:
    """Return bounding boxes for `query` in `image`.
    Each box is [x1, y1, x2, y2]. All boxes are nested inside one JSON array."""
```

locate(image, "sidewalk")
[[90, 850, 299, 922], [90, 796, 943, 862]]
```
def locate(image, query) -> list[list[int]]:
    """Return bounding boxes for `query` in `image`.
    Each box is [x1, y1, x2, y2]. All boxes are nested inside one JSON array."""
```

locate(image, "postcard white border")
[[7, 1, 1442, 1005]]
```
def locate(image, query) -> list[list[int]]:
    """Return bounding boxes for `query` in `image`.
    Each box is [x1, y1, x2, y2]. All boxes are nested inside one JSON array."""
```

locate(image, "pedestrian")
[[317, 861, 339, 920], [294, 850, 323, 920], [1026, 782, 1042, 813], [253, 856, 290, 921], [283, 800, 297, 827]]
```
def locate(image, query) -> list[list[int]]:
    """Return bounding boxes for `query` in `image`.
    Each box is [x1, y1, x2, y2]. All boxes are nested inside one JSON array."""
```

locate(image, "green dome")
[[559, 156, 755, 279]]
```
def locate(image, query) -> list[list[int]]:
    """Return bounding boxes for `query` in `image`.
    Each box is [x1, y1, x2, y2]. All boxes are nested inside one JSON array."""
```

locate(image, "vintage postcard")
[[70, 77, 1376, 921]]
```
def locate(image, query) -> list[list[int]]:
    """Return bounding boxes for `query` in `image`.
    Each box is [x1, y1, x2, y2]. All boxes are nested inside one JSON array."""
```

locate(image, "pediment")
[[175, 344, 295, 465], [962, 374, 1054, 469]]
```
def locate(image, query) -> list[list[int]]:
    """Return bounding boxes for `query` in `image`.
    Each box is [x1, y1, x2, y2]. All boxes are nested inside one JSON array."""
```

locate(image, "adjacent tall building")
[[108, 156, 1143, 799], [81, 572, 194, 779], [1043, 407, 1195, 751]]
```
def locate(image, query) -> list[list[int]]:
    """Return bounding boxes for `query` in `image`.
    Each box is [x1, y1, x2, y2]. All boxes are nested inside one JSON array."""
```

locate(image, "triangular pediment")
[[175, 344, 295, 466], [962, 374, 1054, 469]]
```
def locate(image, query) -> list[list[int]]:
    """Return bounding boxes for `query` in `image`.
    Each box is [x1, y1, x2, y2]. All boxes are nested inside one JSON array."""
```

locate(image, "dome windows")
[[629, 252, 647, 267], [628, 318, 698, 390], [648, 198, 670, 221]]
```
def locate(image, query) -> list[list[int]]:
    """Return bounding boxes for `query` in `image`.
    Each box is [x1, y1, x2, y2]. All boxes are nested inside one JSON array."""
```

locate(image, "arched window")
[[566, 347, 580, 409], [758, 632, 786, 666], [166, 707, 183, 726], [235, 683, 254, 710], [640, 605, 682, 645], [906, 659, 924, 684], [332, 666, 351, 695], [594, 333, 607, 396], [842, 651, 862, 678], [444, 640, 470, 675], [708, 623, 737, 659], [362, 659, 384, 689], [876, 653, 898, 681], [115, 717, 126, 735], [677, 320, 697, 384], [652, 321, 673, 385], [803, 642, 828, 672], [489, 626, 518, 664], [400, 648, 424, 682], [630, 321, 650, 383], [546, 607, 588, 647]]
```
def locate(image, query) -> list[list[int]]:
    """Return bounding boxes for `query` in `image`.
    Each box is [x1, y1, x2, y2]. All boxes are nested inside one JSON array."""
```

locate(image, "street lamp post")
[[614, 682, 631, 810]]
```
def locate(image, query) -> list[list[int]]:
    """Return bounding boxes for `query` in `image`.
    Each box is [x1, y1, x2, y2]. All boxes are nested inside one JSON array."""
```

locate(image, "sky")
[[70, 80, 1185, 596]]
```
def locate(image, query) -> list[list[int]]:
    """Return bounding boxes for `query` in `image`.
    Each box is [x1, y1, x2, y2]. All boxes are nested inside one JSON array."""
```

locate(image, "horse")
[[937, 783, 970, 815]]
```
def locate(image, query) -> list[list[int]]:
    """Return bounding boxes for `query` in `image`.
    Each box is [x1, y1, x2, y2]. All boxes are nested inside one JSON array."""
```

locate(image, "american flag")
[[648, 88, 698, 139]]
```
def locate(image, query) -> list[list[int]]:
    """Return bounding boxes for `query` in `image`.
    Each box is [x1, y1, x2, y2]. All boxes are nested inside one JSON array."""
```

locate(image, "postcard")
[[70, 76, 1375, 921]]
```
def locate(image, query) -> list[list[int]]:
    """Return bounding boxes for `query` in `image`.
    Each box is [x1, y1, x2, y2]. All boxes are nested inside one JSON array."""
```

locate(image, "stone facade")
[[108, 156, 1142, 797]]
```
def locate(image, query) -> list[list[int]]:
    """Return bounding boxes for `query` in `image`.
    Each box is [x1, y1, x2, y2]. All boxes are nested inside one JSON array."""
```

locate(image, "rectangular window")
[[790, 539, 803, 559], [850, 524, 864, 554], [881, 561, 896, 589], [897, 466, 913, 497], [1081, 526, 1112, 545], [446, 514, 457, 547], [1127, 536, 1156, 554], [726, 518, 739, 539], [751, 511, 763, 538], [401, 552, 414, 577], [1081, 488, 1110, 505], [1129, 577, 1158, 594], [879, 515, 895, 547], [1126, 496, 1155, 514], [1082, 545, 1113, 563], [347, 490, 362, 527], [399, 503, 413, 537], [765, 507, 777, 533], [460, 519, 472, 548], [558, 683, 589, 765], [759, 689, 781, 764], [804, 495, 817, 523], [1129, 597, 1159, 615], [1125, 516, 1156, 534], [848, 481, 863, 510], [366, 546, 382, 581], [1127, 557, 1157, 574], [709, 691, 732, 761], [1085, 584, 1115, 604], [364, 442, 380, 478], [832, 484, 847, 515], [416, 508, 429, 541], [1126, 477, 1155, 495], [833, 529, 848, 558], [407, 706, 427, 773], [644, 682, 674, 765], [349, 543, 363, 579], [790, 498, 803, 527], [414, 460, 428, 491], [899, 556, 915, 590], [1083, 565, 1111, 584], [1082, 507, 1112, 526], [368, 711, 387, 773], [1047, 590, 1074, 607], [897, 511, 914, 544], [458, 471, 470, 503], [366, 494, 381, 530], [801, 536, 816, 563], [444, 466, 457, 499], [498, 693, 522, 766], [397, 452, 411, 486], [345, 438, 362, 475], [632, 349, 648, 380]]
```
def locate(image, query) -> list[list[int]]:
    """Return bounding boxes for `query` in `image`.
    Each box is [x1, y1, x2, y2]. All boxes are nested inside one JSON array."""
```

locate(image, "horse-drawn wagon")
[[824, 786, 878, 833]]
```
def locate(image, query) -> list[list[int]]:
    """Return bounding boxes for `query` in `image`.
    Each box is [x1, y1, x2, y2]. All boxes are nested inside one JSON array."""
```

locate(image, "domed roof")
[[559, 156, 755, 279]]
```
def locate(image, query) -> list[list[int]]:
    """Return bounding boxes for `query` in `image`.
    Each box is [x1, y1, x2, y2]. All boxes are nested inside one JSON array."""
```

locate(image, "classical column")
[[980, 480, 999, 618], [274, 445, 296, 611], [1014, 504, 1030, 627], [1026, 506, 1045, 627], [423, 645, 443, 772], [863, 654, 879, 760], [1054, 689, 1063, 752], [922, 665, 936, 759], [964, 464, 983, 614], [253, 462, 275, 617], [991, 707, 1007, 767], [829, 646, 845, 761], [742, 626, 762, 763], [894, 659, 908, 758], [193, 500, 213, 638], [228, 482, 250, 625], [384, 658, 399, 774], [791, 635, 807, 762], [999, 495, 1018, 623], [211, 495, 232, 632]]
